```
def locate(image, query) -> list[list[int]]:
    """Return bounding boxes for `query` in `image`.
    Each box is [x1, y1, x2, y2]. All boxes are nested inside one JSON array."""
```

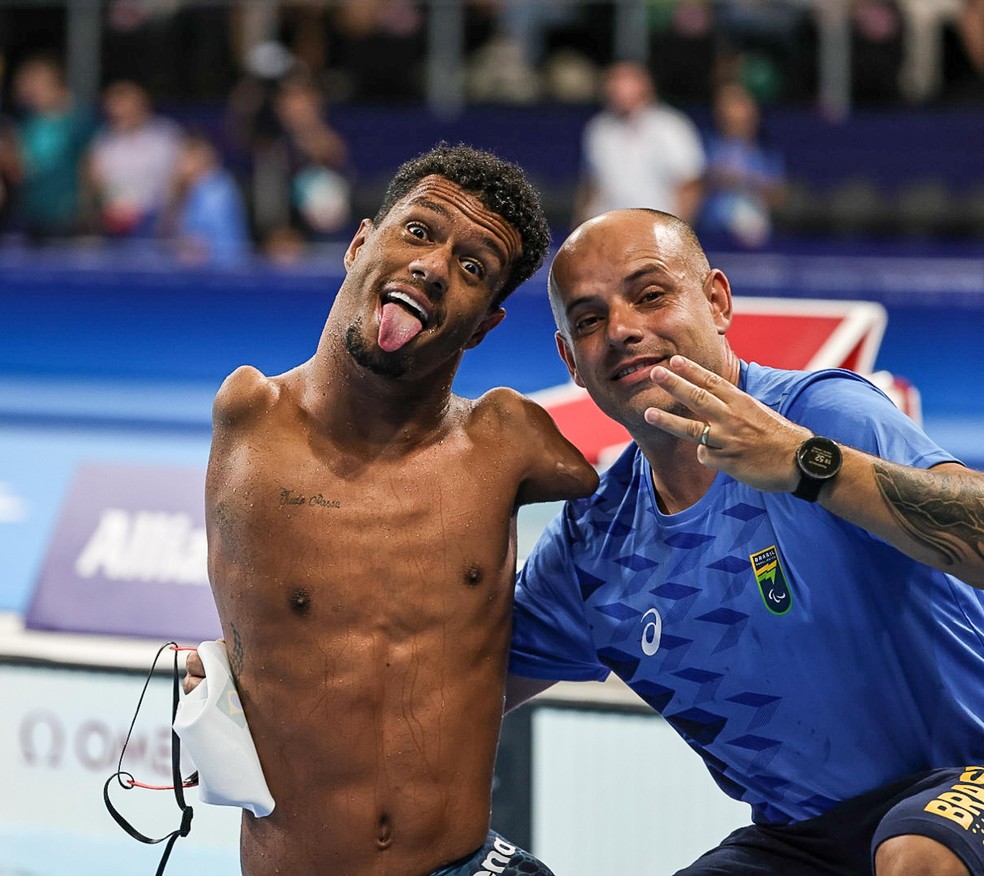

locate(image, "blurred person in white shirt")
[[573, 61, 705, 227], [84, 80, 181, 238]]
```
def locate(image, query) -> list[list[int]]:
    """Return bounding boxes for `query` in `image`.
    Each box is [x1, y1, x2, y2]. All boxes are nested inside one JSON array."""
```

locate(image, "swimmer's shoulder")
[[212, 364, 283, 428], [471, 386, 563, 439], [472, 387, 598, 501]]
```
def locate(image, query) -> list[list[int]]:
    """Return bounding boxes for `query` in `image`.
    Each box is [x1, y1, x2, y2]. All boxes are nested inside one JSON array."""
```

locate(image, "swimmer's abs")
[[239, 783, 495, 876]]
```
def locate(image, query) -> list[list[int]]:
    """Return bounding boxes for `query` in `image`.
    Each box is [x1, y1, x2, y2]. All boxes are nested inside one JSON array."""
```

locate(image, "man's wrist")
[[792, 435, 843, 502]]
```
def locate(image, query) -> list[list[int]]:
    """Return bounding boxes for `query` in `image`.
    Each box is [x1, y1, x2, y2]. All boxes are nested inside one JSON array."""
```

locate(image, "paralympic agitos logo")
[[749, 545, 793, 615]]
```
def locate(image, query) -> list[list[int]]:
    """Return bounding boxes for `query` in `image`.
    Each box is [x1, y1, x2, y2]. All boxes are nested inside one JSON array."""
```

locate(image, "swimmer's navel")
[[289, 587, 312, 615], [376, 812, 393, 849]]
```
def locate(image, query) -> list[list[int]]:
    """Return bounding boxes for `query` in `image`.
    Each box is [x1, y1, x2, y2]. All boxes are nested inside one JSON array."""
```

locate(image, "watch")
[[792, 436, 843, 502]]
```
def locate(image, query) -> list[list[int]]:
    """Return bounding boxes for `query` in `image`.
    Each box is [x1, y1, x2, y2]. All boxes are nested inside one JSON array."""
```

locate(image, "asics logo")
[[640, 607, 663, 656]]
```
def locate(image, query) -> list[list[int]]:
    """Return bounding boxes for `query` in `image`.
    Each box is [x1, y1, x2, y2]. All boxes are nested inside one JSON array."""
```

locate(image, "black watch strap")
[[792, 436, 842, 502], [792, 472, 825, 502]]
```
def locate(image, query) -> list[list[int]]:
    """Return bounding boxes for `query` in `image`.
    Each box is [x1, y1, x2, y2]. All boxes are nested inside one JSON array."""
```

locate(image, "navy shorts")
[[674, 766, 984, 875], [429, 830, 555, 876]]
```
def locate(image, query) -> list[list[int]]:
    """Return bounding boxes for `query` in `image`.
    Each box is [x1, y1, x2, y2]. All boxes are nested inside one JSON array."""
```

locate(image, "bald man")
[[506, 208, 984, 875]]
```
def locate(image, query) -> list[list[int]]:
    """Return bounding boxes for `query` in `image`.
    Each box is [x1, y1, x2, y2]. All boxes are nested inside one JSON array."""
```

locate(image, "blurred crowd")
[[0, 0, 981, 264], [0, 50, 354, 266]]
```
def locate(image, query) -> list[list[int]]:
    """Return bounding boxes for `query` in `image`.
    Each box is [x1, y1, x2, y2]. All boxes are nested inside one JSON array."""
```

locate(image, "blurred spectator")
[[698, 81, 786, 249], [7, 53, 94, 239], [573, 60, 705, 226], [226, 61, 352, 251], [83, 80, 181, 238], [224, 39, 300, 169], [164, 131, 250, 268], [269, 73, 352, 240]]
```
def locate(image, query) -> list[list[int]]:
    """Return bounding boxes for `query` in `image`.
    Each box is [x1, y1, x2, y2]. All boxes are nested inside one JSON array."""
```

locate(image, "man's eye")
[[462, 259, 485, 278], [407, 222, 428, 239], [574, 315, 599, 333], [640, 290, 662, 303]]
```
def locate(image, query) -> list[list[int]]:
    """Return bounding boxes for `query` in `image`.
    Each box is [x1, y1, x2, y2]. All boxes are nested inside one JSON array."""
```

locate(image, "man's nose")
[[409, 248, 449, 295], [606, 301, 643, 345]]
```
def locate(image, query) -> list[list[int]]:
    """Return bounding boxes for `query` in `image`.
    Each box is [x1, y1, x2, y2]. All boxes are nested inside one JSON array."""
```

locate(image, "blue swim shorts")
[[430, 829, 555, 876]]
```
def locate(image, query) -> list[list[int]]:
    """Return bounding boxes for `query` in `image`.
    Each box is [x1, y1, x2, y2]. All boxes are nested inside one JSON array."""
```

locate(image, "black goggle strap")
[[103, 641, 195, 876]]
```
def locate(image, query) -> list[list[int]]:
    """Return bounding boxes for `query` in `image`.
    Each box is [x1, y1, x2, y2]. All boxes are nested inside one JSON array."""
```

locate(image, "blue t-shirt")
[[178, 170, 250, 267], [511, 362, 984, 826]]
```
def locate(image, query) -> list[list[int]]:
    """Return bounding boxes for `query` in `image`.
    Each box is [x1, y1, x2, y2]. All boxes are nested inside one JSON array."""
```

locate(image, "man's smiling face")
[[550, 210, 732, 432]]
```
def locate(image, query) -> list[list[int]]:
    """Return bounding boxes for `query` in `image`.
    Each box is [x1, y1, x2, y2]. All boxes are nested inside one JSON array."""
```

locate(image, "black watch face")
[[799, 438, 840, 479]]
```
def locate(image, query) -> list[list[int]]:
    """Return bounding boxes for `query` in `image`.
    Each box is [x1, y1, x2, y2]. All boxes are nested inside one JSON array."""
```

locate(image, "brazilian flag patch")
[[749, 545, 793, 615]]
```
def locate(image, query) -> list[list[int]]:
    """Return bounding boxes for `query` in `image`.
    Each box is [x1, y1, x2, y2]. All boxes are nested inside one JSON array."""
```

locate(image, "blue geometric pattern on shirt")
[[596, 646, 639, 681], [665, 532, 717, 576], [706, 555, 755, 602], [672, 667, 725, 703], [650, 582, 700, 624], [595, 599, 647, 642], [615, 553, 659, 572], [723, 502, 768, 552], [630, 679, 675, 712], [726, 691, 782, 730], [574, 566, 606, 602], [696, 607, 750, 654], [724, 502, 765, 521], [666, 707, 727, 746], [727, 734, 784, 773], [707, 555, 749, 574], [649, 633, 695, 673], [596, 601, 640, 621]]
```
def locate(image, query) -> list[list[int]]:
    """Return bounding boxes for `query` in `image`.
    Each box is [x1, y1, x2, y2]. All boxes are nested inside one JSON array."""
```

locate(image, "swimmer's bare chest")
[[208, 411, 520, 868], [207, 409, 522, 636]]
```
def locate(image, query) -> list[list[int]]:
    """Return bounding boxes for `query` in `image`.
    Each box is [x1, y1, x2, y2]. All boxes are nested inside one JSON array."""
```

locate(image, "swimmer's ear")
[[343, 219, 373, 271], [465, 307, 506, 350]]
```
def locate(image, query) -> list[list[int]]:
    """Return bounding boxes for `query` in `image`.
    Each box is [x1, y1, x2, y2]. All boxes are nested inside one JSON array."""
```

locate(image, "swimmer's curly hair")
[[374, 143, 550, 304]]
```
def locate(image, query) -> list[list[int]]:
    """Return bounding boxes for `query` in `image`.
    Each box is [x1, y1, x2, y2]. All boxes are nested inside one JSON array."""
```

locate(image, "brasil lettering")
[[924, 766, 984, 834]]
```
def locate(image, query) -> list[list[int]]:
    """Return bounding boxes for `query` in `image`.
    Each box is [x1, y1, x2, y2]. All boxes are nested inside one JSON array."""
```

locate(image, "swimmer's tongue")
[[378, 301, 424, 352]]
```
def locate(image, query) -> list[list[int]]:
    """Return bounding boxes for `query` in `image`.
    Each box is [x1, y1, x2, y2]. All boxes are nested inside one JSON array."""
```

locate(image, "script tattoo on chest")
[[873, 461, 984, 566], [278, 488, 342, 509]]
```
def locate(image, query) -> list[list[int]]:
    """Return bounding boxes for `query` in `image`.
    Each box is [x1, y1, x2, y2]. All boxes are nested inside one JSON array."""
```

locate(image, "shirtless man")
[[199, 144, 598, 875]]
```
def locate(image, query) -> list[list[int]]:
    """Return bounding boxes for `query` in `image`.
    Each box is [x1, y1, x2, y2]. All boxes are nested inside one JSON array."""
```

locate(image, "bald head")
[[549, 209, 710, 334]]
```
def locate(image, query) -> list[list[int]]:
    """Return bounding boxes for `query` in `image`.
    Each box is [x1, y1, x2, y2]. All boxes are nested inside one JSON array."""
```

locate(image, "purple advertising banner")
[[26, 462, 221, 642]]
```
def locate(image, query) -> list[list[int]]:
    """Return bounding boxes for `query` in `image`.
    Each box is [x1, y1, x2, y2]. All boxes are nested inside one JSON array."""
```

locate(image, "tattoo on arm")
[[229, 624, 245, 677], [873, 462, 984, 567]]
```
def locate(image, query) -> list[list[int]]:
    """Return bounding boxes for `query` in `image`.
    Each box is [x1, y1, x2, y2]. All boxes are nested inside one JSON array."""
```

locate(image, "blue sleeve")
[[509, 504, 610, 683], [782, 370, 960, 470]]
